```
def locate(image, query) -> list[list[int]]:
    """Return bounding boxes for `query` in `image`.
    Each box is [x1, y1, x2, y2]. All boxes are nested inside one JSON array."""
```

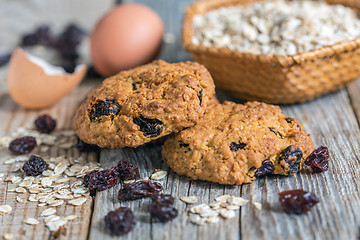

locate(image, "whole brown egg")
[[90, 3, 164, 77]]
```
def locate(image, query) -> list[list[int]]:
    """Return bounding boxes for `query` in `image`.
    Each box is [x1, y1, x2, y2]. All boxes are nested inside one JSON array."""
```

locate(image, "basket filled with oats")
[[183, 0, 360, 104]]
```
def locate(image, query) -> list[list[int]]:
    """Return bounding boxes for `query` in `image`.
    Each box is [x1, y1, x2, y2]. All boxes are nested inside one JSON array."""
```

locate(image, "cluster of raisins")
[[95, 161, 178, 235], [20, 24, 85, 73], [83, 160, 140, 192]]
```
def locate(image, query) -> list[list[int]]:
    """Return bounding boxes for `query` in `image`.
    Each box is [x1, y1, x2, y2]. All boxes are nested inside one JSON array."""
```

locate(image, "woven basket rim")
[[182, 0, 360, 67]]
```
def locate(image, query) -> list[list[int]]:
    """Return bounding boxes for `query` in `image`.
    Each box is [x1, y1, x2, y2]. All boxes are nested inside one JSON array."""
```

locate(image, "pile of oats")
[[0, 126, 102, 233], [185, 195, 249, 225], [4, 155, 101, 208], [192, 0, 360, 55]]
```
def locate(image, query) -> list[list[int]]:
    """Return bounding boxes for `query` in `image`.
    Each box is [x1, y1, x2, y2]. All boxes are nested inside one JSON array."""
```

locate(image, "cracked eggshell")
[[7, 48, 87, 109]]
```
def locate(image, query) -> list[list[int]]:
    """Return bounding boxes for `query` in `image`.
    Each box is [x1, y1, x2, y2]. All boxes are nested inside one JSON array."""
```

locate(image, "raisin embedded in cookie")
[[73, 60, 215, 148], [162, 101, 314, 185]]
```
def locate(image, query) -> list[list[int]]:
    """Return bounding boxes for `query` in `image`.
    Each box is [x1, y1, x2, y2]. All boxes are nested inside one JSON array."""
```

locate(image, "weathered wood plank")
[[241, 88, 360, 240], [90, 87, 360, 240], [0, 80, 99, 240]]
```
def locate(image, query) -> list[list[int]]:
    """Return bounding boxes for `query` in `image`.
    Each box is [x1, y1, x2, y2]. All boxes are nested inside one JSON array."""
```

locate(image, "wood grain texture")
[[0, 80, 99, 240], [89, 86, 360, 240]]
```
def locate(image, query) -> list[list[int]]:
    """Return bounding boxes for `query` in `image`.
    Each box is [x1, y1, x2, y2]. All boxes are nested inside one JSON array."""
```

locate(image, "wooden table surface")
[[2, 0, 360, 239]]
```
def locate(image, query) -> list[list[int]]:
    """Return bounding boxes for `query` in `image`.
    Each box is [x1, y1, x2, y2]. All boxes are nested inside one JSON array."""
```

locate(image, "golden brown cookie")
[[73, 60, 215, 148], [162, 101, 314, 185]]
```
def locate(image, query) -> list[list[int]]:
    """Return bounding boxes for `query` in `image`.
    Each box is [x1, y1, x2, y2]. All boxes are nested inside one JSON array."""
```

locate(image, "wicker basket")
[[182, 0, 360, 104]]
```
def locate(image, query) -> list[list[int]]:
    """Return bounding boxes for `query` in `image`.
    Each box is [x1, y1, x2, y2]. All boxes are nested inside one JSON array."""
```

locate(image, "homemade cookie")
[[162, 101, 314, 185], [74, 60, 215, 148]]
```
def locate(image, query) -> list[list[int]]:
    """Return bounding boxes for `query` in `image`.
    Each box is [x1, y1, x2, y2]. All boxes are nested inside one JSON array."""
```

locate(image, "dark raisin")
[[255, 159, 275, 177], [285, 117, 301, 131], [75, 137, 100, 152], [197, 88, 203, 106], [117, 160, 140, 181], [278, 145, 303, 175], [34, 114, 57, 133], [285, 117, 294, 124], [133, 116, 163, 137], [132, 83, 137, 90], [55, 24, 85, 61], [150, 194, 178, 222], [305, 146, 329, 173], [278, 189, 319, 214], [9, 136, 37, 155], [118, 180, 162, 201], [269, 127, 282, 138], [22, 155, 48, 176], [21, 33, 39, 46], [104, 207, 136, 236], [0, 53, 11, 67], [21, 25, 55, 46], [229, 142, 246, 151], [83, 166, 120, 191], [151, 194, 174, 205], [89, 99, 120, 122], [179, 142, 189, 148]]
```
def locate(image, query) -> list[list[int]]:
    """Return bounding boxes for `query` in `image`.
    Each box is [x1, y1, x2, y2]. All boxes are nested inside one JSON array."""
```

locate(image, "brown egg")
[[90, 3, 164, 77], [7, 48, 87, 109]]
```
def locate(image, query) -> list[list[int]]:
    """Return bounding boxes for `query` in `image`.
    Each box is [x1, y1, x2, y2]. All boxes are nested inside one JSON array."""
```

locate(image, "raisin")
[[230, 142, 246, 151], [305, 146, 329, 173], [197, 88, 203, 106], [34, 114, 57, 133], [269, 127, 282, 138], [0, 53, 11, 67], [151, 194, 174, 205], [150, 194, 178, 222], [118, 180, 162, 201], [133, 116, 163, 137], [132, 83, 137, 90], [285, 117, 294, 124], [179, 142, 189, 148], [285, 117, 301, 131], [118, 160, 140, 181], [83, 166, 120, 191], [22, 155, 48, 176], [104, 207, 136, 236], [278, 145, 303, 175], [255, 159, 275, 177], [89, 99, 120, 122], [278, 189, 319, 214], [9, 136, 37, 155], [21, 25, 55, 46], [75, 137, 100, 152]]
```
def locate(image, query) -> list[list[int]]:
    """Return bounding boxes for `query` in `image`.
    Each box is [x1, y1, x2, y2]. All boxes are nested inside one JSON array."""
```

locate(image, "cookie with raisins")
[[162, 101, 314, 185], [73, 60, 215, 148]]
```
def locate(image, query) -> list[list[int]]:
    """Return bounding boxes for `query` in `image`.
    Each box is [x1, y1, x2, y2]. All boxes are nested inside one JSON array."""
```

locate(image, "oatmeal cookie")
[[162, 101, 314, 185], [73, 60, 215, 148]]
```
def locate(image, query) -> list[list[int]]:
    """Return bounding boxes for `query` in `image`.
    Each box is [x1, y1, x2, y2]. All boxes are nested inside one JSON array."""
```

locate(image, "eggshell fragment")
[[7, 48, 87, 109]]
